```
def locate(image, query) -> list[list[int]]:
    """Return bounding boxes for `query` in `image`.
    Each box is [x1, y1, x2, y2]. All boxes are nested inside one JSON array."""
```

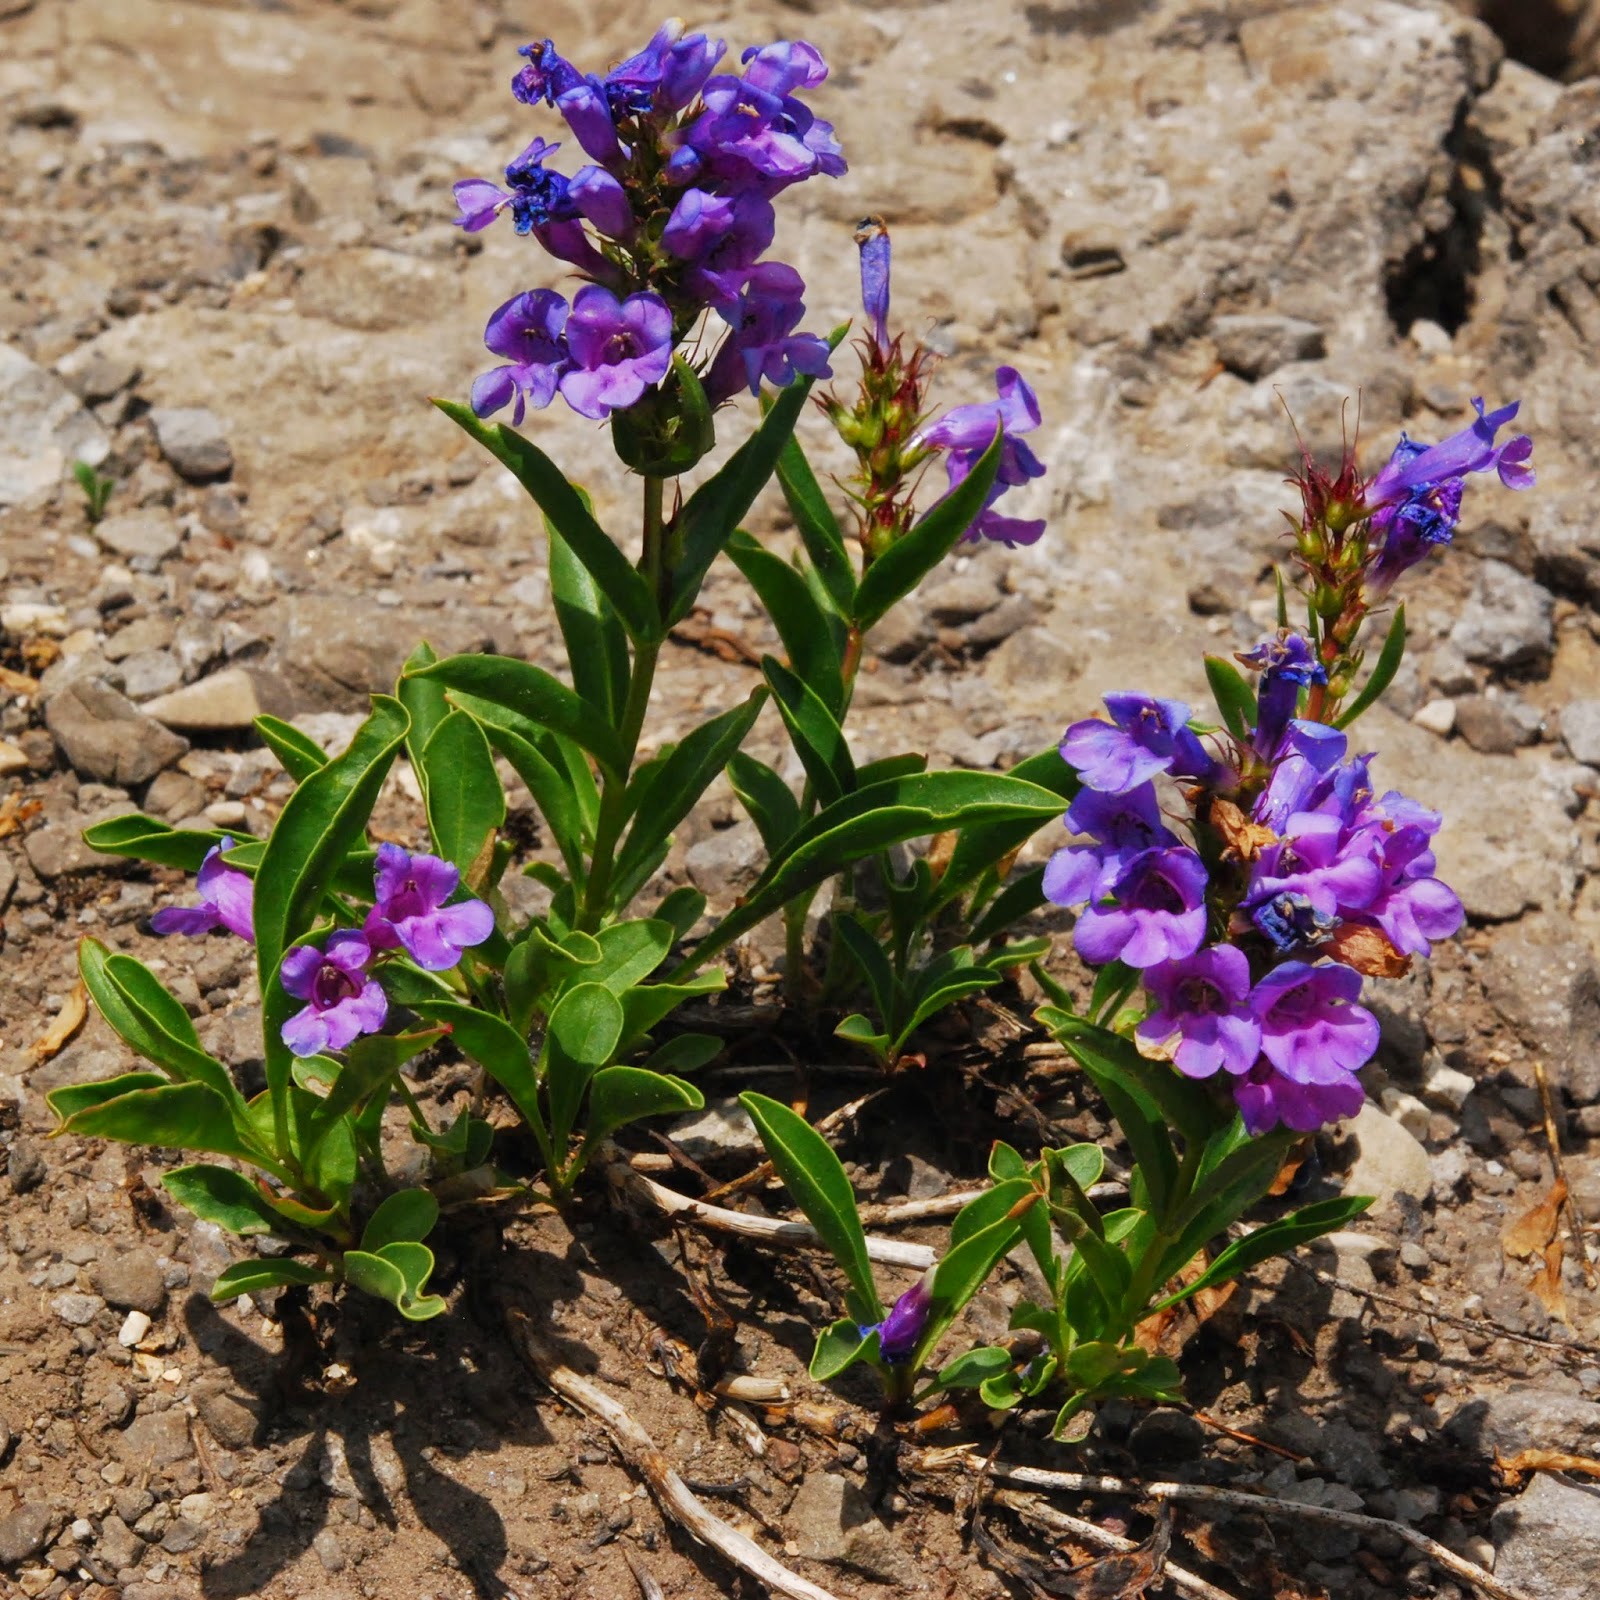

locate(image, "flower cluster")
[[1043, 398, 1535, 1136], [820, 219, 1048, 558], [458, 23, 843, 423], [154, 843, 492, 1059]]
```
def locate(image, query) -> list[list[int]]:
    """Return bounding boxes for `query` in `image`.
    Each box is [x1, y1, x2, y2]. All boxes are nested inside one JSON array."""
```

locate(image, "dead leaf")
[[1504, 1179, 1570, 1324], [0, 664, 39, 696], [0, 793, 42, 840], [1498, 1447, 1600, 1485], [1210, 797, 1276, 862], [1324, 921, 1411, 978], [31, 982, 87, 1062], [1267, 1150, 1306, 1196]]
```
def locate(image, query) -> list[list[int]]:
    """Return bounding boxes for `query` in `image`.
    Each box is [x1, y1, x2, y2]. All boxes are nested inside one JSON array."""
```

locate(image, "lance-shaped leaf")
[[397, 642, 450, 796], [727, 752, 800, 856], [740, 1091, 882, 1325], [1336, 604, 1407, 729], [57, 1082, 277, 1171], [161, 1164, 289, 1238], [475, 719, 588, 885], [420, 710, 505, 883], [726, 530, 845, 713], [774, 432, 855, 614], [211, 1258, 334, 1303], [762, 656, 854, 805], [1204, 654, 1258, 742], [810, 1317, 876, 1381], [549, 515, 631, 724], [434, 398, 657, 640], [581, 1066, 704, 1151], [909, 1202, 1033, 1373], [81, 814, 225, 873], [409, 1001, 543, 1135]]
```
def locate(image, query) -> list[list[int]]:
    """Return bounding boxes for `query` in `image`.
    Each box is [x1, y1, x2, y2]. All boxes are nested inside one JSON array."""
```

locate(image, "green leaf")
[[614, 690, 767, 906], [79, 942, 244, 1110], [46, 1072, 171, 1124], [638, 1033, 722, 1076], [763, 656, 854, 805], [774, 431, 855, 614], [1204, 654, 1258, 742], [583, 1066, 704, 1148], [397, 641, 450, 798], [544, 983, 625, 1157], [255, 716, 330, 783], [549, 514, 630, 724], [361, 1190, 440, 1251], [254, 696, 409, 1145], [932, 746, 1078, 906], [685, 772, 1069, 972], [966, 867, 1048, 947], [619, 970, 725, 1043], [948, 1177, 1034, 1250], [161, 1165, 287, 1237], [211, 1258, 333, 1302], [420, 710, 505, 882], [851, 427, 1002, 629], [726, 530, 845, 714], [890, 969, 1001, 1055], [810, 1317, 876, 1381], [653, 886, 706, 942], [409, 654, 626, 778], [1336, 604, 1406, 729], [81, 814, 224, 872], [740, 1091, 882, 1325], [855, 752, 929, 787], [589, 919, 675, 992], [58, 1082, 272, 1169], [409, 1001, 543, 1135], [477, 720, 588, 885], [833, 915, 898, 1030], [665, 352, 836, 628], [911, 1206, 1033, 1372], [342, 1242, 447, 1320], [434, 398, 657, 640], [727, 752, 800, 855], [834, 1015, 891, 1060], [926, 1345, 1014, 1395]]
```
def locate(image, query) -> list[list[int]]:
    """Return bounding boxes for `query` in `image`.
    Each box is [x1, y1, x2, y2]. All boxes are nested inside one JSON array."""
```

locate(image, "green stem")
[[577, 476, 667, 933]]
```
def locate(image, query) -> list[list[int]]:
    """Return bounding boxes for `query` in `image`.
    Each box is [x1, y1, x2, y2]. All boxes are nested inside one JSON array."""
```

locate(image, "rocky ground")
[[4, 0, 1600, 1597]]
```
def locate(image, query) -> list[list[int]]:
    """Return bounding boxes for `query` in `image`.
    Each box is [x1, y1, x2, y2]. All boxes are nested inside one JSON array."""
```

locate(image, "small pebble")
[[118, 1311, 152, 1347]]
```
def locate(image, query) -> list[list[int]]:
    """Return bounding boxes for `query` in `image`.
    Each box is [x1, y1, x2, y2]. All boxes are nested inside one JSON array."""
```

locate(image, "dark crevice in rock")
[[1475, 0, 1596, 82]]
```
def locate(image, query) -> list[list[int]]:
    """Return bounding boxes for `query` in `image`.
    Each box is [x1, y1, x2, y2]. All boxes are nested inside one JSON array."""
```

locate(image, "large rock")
[[1343, 1102, 1431, 1215], [0, 343, 109, 506], [44, 679, 188, 785], [1449, 559, 1554, 673], [785, 1472, 917, 1585], [94, 509, 182, 568], [142, 669, 262, 731], [149, 406, 233, 482], [1480, 917, 1600, 1102], [1492, 1472, 1600, 1600], [1448, 1388, 1600, 1457]]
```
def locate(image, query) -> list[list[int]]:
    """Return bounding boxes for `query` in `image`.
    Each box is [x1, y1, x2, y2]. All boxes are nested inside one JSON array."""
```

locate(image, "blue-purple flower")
[[1061, 693, 1215, 795], [1250, 961, 1379, 1082], [861, 1272, 932, 1365], [1244, 811, 1382, 950], [1071, 845, 1209, 969], [559, 286, 673, 419], [1234, 1059, 1366, 1136], [662, 189, 776, 311], [1349, 791, 1464, 956], [363, 845, 495, 972], [1135, 946, 1261, 1079], [705, 263, 832, 402], [279, 932, 389, 1058], [605, 21, 725, 117], [150, 839, 255, 942], [1241, 633, 1326, 761], [856, 216, 891, 357], [918, 367, 1047, 547], [470, 290, 570, 425], [1042, 784, 1177, 908]]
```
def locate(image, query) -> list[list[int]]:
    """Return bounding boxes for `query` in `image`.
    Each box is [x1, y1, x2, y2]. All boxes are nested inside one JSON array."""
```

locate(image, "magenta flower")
[[557, 286, 673, 420], [1351, 792, 1464, 956], [1245, 811, 1382, 943], [1061, 693, 1215, 795], [1251, 961, 1379, 1082], [918, 367, 1047, 547], [862, 1271, 933, 1366], [1234, 1059, 1366, 1135], [151, 839, 255, 942], [470, 290, 570, 425], [363, 844, 495, 972], [1072, 845, 1208, 970], [1136, 946, 1261, 1079], [279, 932, 388, 1058]]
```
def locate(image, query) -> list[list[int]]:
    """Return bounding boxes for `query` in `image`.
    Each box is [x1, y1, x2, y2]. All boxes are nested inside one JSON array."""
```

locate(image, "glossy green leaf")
[[1204, 654, 1258, 741], [361, 1189, 440, 1251], [1336, 604, 1406, 729], [851, 428, 1002, 629], [740, 1091, 881, 1325], [614, 690, 767, 904], [545, 983, 625, 1156], [477, 720, 587, 884], [926, 1345, 1013, 1394], [810, 1316, 875, 1381], [637, 1033, 722, 1076], [434, 397, 657, 640], [911, 1206, 1033, 1372], [931, 746, 1079, 905], [161, 1164, 285, 1237], [891, 970, 1000, 1054], [727, 751, 800, 855], [583, 1066, 704, 1148], [834, 1014, 891, 1059], [211, 1257, 333, 1302], [966, 866, 1048, 947], [409, 1000, 543, 1135], [46, 1073, 169, 1126], [833, 915, 898, 1029], [774, 431, 854, 613], [257, 715, 331, 783], [81, 814, 224, 872], [59, 1082, 272, 1169], [763, 656, 854, 805], [396, 641, 450, 799], [420, 710, 505, 882], [409, 654, 625, 778], [619, 970, 725, 1043], [549, 514, 630, 723], [343, 1241, 447, 1320], [726, 530, 845, 713], [653, 886, 706, 942], [589, 919, 675, 992]]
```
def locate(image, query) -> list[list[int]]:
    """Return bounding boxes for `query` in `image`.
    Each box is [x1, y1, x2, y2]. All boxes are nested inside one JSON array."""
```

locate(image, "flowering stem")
[[577, 475, 667, 934]]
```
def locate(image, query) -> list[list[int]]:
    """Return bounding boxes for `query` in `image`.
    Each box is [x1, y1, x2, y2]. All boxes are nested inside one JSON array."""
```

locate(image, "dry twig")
[[623, 1547, 666, 1600], [700, 1090, 888, 1203], [1533, 1056, 1596, 1289], [508, 1309, 843, 1600], [912, 1447, 1539, 1600]]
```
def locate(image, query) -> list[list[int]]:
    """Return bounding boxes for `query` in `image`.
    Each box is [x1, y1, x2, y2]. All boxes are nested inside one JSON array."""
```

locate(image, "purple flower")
[[557, 286, 673, 420], [606, 21, 726, 116], [862, 1271, 932, 1366], [150, 839, 255, 942], [1234, 1059, 1365, 1136], [1351, 792, 1463, 956], [704, 263, 831, 402], [1072, 845, 1209, 970], [1136, 946, 1262, 1079], [364, 844, 495, 972], [855, 216, 891, 357], [452, 178, 510, 233], [1061, 693, 1214, 795], [512, 39, 583, 106], [1250, 961, 1379, 1082], [662, 189, 776, 311], [1365, 398, 1535, 590], [488, 137, 579, 236], [918, 367, 1047, 547], [1245, 811, 1382, 947], [567, 166, 633, 239], [556, 78, 625, 166], [1252, 721, 1350, 832], [1240, 633, 1326, 760], [740, 39, 830, 95], [534, 219, 624, 287], [279, 932, 388, 1058], [1042, 783, 1177, 908], [470, 290, 570, 425]]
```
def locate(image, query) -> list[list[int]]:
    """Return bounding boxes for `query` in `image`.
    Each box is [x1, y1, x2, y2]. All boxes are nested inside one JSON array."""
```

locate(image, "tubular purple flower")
[[499, 137, 580, 235], [1136, 946, 1262, 1079], [567, 166, 633, 239], [663, 190, 776, 311], [1042, 783, 1177, 909], [855, 217, 891, 358], [917, 367, 1048, 547], [150, 839, 255, 942], [740, 39, 830, 95], [1252, 721, 1349, 831], [1250, 961, 1379, 1082], [364, 844, 495, 972], [279, 932, 388, 1057], [556, 79, 625, 166], [1241, 632, 1326, 760], [1072, 844, 1209, 969], [607, 22, 726, 115], [705, 263, 831, 402], [682, 52, 846, 194], [558, 286, 674, 419], [533, 219, 625, 287], [513, 39, 583, 106], [452, 178, 510, 233], [1061, 693, 1214, 795], [470, 289, 570, 425], [1235, 1059, 1365, 1135], [1245, 812, 1382, 946], [1350, 792, 1463, 956], [862, 1270, 933, 1366]]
